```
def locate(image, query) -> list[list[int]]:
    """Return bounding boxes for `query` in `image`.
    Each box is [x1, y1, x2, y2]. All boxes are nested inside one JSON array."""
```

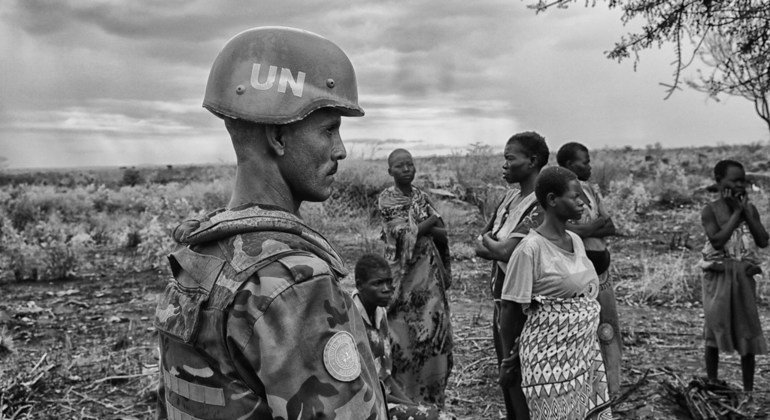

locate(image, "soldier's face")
[[358, 268, 394, 308], [279, 108, 347, 202]]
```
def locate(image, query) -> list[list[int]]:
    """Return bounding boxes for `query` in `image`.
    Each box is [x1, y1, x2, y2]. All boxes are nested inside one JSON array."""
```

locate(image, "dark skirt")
[[702, 259, 767, 355]]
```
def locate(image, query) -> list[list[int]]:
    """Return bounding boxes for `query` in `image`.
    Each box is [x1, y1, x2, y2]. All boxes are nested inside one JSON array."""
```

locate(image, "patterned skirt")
[[388, 236, 453, 406], [519, 297, 612, 420]]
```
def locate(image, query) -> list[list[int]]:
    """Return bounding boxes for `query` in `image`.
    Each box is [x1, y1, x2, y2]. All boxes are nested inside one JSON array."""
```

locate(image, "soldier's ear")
[[264, 125, 286, 157]]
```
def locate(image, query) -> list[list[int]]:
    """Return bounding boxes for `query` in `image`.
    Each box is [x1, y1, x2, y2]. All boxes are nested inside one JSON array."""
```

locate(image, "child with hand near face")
[[700, 160, 769, 400]]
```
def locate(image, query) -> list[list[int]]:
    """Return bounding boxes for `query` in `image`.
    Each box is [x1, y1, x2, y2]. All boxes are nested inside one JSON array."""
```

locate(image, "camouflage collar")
[[173, 203, 348, 277]]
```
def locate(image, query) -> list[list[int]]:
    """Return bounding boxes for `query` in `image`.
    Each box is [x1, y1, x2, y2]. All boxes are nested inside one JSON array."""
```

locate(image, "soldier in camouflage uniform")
[[154, 27, 388, 420]]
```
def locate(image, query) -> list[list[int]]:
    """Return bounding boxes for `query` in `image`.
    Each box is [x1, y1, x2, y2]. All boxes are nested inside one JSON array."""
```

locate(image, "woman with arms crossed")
[[476, 132, 548, 420], [378, 149, 453, 406], [557, 142, 621, 396]]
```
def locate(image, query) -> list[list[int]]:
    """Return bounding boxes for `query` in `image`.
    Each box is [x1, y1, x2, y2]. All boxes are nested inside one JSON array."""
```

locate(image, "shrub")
[[7, 195, 41, 231], [121, 168, 143, 187], [327, 159, 390, 217], [136, 217, 176, 270]]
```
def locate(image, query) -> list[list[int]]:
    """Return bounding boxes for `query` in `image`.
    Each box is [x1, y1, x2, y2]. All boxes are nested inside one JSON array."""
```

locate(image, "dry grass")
[[618, 249, 701, 306], [4, 145, 770, 417], [0, 327, 14, 357]]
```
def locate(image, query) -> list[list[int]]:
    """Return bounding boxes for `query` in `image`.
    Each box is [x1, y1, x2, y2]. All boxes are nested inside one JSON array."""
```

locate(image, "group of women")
[[375, 133, 619, 419], [374, 131, 766, 419], [477, 132, 618, 419]]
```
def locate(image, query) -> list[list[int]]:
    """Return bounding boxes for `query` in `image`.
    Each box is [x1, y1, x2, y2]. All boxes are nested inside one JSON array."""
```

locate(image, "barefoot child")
[[700, 160, 768, 396], [352, 254, 453, 420]]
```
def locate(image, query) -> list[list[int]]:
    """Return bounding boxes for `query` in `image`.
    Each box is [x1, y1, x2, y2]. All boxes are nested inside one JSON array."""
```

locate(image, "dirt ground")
[[2, 254, 769, 419]]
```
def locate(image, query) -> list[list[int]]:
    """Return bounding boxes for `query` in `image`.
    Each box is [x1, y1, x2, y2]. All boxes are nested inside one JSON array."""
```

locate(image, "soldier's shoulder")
[[258, 251, 335, 284], [210, 231, 338, 307], [226, 238, 339, 324]]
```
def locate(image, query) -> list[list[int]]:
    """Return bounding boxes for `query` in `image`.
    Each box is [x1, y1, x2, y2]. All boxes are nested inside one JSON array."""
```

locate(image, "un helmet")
[[203, 26, 364, 124]]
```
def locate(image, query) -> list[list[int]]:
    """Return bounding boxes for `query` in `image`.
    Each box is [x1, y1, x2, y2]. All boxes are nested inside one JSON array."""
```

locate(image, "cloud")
[[1, 0, 768, 169]]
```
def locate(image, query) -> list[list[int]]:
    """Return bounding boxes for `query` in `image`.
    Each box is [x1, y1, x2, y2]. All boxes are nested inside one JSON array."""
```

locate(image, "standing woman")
[[476, 131, 548, 420], [378, 148, 453, 406], [499, 167, 612, 420], [557, 142, 622, 396]]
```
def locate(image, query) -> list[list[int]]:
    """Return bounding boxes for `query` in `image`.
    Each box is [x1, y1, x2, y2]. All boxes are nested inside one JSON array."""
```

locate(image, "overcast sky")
[[1, 0, 768, 169]]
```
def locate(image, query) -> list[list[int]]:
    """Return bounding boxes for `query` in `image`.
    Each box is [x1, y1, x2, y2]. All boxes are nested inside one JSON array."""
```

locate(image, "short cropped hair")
[[355, 253, 391, 286], [535, 166, 578, 208], [506, 131, 549, 170], [714, 159, 744, 182], [387, 148, 411, 167], [556, 142, 588, 167]]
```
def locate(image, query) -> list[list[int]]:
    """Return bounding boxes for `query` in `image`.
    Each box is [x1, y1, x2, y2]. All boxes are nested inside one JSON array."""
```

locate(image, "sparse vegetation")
[[2, 143, 770, 417]]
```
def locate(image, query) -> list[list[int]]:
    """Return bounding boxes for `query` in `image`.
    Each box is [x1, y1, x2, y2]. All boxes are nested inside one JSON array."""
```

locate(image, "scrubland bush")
[[121, 168, 143, 187], [136, 216, 176, 269], [328, 159, 390, 217], [1, 215, 90, 282], [644, 164, 703, 208], [0, 179, 226, 282], [589, 158, 630, 196], [448, 144, 506, 218], [2, 144, 767, 288], [601, 175, 652, 236]]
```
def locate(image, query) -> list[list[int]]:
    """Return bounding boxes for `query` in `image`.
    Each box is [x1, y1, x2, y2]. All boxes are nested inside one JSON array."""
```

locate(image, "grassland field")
[[2, 143, 770, 418]]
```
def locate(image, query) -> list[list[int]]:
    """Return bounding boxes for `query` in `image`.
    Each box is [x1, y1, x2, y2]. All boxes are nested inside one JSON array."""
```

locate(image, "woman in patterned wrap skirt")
[[378, 149, 453, 406], [499, 167, 612, 420]]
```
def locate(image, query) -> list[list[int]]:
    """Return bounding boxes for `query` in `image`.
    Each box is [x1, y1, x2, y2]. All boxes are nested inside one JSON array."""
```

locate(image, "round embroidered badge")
[[323, 331, 361, 382]]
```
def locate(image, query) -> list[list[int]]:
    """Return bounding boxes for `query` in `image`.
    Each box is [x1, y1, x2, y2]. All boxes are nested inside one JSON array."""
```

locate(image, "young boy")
[[700, 160, 768, 398], [352, 254, 453, 420]]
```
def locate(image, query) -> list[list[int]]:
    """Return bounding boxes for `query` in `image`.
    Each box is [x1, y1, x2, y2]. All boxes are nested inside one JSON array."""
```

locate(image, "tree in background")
[[691, 33, 770, 133], [529, 0, 770, 133]]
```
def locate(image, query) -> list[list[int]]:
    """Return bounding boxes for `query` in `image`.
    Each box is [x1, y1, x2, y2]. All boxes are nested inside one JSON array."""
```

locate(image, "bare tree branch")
[[527, 0, 770, 134]]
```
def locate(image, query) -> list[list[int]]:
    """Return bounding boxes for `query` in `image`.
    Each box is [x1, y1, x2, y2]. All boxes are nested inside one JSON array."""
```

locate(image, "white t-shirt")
[[501, 229, 599, 304]]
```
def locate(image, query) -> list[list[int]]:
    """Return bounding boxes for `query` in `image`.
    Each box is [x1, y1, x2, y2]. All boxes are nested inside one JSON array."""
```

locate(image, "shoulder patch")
[[323, 331, 361, 382]]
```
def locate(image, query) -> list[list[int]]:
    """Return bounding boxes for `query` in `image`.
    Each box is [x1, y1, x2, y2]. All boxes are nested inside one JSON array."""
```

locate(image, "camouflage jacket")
[[154, 203, 387, 420]]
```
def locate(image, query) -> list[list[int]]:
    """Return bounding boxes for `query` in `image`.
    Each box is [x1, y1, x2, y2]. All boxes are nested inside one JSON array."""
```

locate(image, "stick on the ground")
[[30, 352, 47, 372]]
